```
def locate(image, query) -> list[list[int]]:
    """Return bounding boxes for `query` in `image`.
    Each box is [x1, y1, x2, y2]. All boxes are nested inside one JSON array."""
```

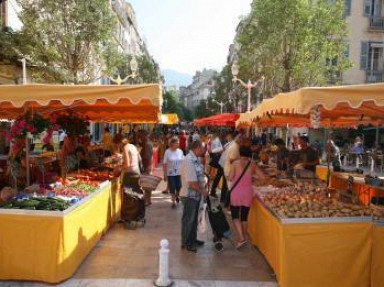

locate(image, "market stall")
[[238, 83, 384, 287], [160, 113, 179, 125], [249, 195, 373, 287], [194, 113, 240, 127], [0, 83, 162, 283]]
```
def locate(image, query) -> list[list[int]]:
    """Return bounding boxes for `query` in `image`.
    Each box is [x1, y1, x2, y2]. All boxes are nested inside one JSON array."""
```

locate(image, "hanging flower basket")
[[6, 112, 53, 142]]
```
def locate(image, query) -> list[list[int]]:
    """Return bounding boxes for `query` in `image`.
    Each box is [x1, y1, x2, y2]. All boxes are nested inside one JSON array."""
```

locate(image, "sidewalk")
[[0, 165, 278, 286]]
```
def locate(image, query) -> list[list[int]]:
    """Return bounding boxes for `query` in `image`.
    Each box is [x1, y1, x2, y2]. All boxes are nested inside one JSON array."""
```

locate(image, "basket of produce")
[[139, 174, 162, 191]]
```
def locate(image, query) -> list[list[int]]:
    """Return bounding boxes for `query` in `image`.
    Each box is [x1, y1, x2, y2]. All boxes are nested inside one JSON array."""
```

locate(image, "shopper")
[[121, 136, 141, 188], [228, 145, 265, 249], [180, 139, 208, 253], [163, 138, 184, 208], [178, 130, 188, 155], [209, 132, 224, 198], [139, 131, 154, 174]]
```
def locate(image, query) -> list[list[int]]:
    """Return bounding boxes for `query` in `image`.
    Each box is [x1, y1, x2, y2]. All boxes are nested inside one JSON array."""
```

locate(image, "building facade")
[[179, 69, 217, 110], [343, 0, 384, 84], [0, 0, 23, 85]]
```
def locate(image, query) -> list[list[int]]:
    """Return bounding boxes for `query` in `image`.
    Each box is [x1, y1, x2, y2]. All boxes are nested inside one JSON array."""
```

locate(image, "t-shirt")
[[163, 148, 184, 176], [210, 137, 223, 153], [180, 151, 205, 201], [179, 135, 187, 151]]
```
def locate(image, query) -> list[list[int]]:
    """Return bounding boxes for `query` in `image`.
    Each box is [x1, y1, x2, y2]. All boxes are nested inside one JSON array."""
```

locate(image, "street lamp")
[[211, 98, 224, 114], [110, 56, 138, 85], [231, 60, 264, 112]]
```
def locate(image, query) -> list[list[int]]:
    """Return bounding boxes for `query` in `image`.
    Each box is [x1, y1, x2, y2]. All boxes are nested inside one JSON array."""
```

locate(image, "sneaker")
[[235, 240, 247, 249], [195, 240, 205, 246], [171, 203, 176, 209], [162, 190, 169, 194], [176, 196, 180, 204], [215, 241, 224, 253]]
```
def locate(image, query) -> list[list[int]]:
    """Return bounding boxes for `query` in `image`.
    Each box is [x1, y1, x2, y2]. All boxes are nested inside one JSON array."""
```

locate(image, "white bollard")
[[154, 239, 173, 287]]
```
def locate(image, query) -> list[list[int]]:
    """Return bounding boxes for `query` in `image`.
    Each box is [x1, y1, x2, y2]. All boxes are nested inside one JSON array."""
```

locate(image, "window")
[[364, 0, 383, 16], [344, 0, 351, 16], [364, 0, 373, 16], [360, 41, 384, 71]]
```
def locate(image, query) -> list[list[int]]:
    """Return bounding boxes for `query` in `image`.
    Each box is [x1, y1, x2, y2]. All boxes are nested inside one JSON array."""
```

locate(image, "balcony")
[[369, 17, 384, 31], [366, 70, 384, 83]]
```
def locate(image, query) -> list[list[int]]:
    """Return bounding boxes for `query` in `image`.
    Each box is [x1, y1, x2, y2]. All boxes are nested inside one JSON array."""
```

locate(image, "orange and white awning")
[[236, 83, 384, 128], [0, 84, 162, 123]]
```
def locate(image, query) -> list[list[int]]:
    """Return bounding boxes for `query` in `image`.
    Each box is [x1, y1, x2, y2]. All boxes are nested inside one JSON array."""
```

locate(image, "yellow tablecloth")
[[0, 178, 121, 283], [372, 223, 384, 287], [248, 199, 372, 287]]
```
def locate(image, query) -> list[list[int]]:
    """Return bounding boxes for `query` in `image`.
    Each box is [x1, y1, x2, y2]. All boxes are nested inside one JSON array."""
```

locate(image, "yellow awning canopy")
[[0, 84, 162, 123], [237, 83, 384, 128], [160, 113, 179, 125]]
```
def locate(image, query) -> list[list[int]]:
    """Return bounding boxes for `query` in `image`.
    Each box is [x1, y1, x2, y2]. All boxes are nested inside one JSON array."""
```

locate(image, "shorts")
[[168, 175, 182, 195], [230, 205, 250, 222]]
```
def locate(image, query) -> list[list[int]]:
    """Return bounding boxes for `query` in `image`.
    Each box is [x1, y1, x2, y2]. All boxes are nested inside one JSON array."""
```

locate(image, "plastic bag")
[[197, 202, 207, 234]]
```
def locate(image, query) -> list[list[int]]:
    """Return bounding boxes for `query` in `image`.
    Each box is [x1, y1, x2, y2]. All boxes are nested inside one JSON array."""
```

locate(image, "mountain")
[[162, 69, 193, 87]]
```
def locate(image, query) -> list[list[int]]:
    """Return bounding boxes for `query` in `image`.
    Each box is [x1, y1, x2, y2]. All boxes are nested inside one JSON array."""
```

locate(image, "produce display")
[[70, 167, 120, 182], [256, 182, 384, 221], [0, 197, 71, 211]]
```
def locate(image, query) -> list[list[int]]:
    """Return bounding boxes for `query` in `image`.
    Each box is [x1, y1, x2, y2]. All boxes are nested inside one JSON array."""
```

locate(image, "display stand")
[[248, 197, 372, 287]]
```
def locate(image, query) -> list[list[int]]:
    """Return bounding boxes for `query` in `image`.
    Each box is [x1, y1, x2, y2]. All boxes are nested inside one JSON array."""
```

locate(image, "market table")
[[0, 177, 122, 283], [248, 197, 372, 287], [329, 172, 384, 205], [371, 221, 384, 287]]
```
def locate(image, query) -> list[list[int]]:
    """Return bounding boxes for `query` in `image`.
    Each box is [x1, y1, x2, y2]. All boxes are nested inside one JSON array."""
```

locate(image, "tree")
[[15, 0, 118, 84], [237, 0, 351, 94]]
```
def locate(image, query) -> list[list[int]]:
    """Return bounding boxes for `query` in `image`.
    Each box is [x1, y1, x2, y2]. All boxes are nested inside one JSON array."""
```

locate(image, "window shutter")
[[344, 0, 351, 16], [363, 0, 372, 16], [360, 42, 369, 70]]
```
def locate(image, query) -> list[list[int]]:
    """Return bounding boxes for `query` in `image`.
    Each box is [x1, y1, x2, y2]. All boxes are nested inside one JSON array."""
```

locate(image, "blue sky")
[[129, 0, 252, 75]]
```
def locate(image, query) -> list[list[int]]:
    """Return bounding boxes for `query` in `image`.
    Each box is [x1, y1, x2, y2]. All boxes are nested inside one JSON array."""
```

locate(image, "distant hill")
[[162, 69, 193, 87]]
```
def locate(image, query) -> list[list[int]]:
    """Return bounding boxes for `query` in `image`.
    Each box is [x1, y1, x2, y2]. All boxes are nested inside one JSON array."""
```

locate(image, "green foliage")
[[237, 0, 351, 93], [162, 90, 193, 121], [15, 0, 118, 84], [194, 99, 215, 119]]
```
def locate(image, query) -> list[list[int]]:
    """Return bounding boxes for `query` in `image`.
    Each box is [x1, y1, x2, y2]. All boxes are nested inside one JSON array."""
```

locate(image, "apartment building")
[[179, 69, 217, 111], [0, 0, 23, 84], [343, 0, 384, 84]]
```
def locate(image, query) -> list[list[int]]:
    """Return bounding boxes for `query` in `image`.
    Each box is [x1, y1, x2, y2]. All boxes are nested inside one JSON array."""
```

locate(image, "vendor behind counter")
[[292, 136, 320, 175]]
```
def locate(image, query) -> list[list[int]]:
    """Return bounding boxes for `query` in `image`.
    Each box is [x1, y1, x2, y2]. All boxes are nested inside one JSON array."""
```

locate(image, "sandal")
[[235, 240, 247, 249]]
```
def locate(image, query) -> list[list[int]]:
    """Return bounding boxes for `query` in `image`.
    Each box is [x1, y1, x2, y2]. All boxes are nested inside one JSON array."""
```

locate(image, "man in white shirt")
[[218, 133, 242, 206], [209, 133, 224, 198]]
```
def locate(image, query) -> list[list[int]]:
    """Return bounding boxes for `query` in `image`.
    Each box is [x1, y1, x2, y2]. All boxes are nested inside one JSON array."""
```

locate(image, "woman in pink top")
[[229, 145, 265, 249]]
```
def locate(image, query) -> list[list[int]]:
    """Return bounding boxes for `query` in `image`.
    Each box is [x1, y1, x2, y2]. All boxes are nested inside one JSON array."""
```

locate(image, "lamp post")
[[211, 98, 224, 114], [231, 60, 264, 112], [110, 56, 138, 85]]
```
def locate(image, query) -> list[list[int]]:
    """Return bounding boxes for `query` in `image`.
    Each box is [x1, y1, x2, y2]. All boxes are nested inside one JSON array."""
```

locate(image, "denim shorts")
[[168, 175, 182, 195]]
